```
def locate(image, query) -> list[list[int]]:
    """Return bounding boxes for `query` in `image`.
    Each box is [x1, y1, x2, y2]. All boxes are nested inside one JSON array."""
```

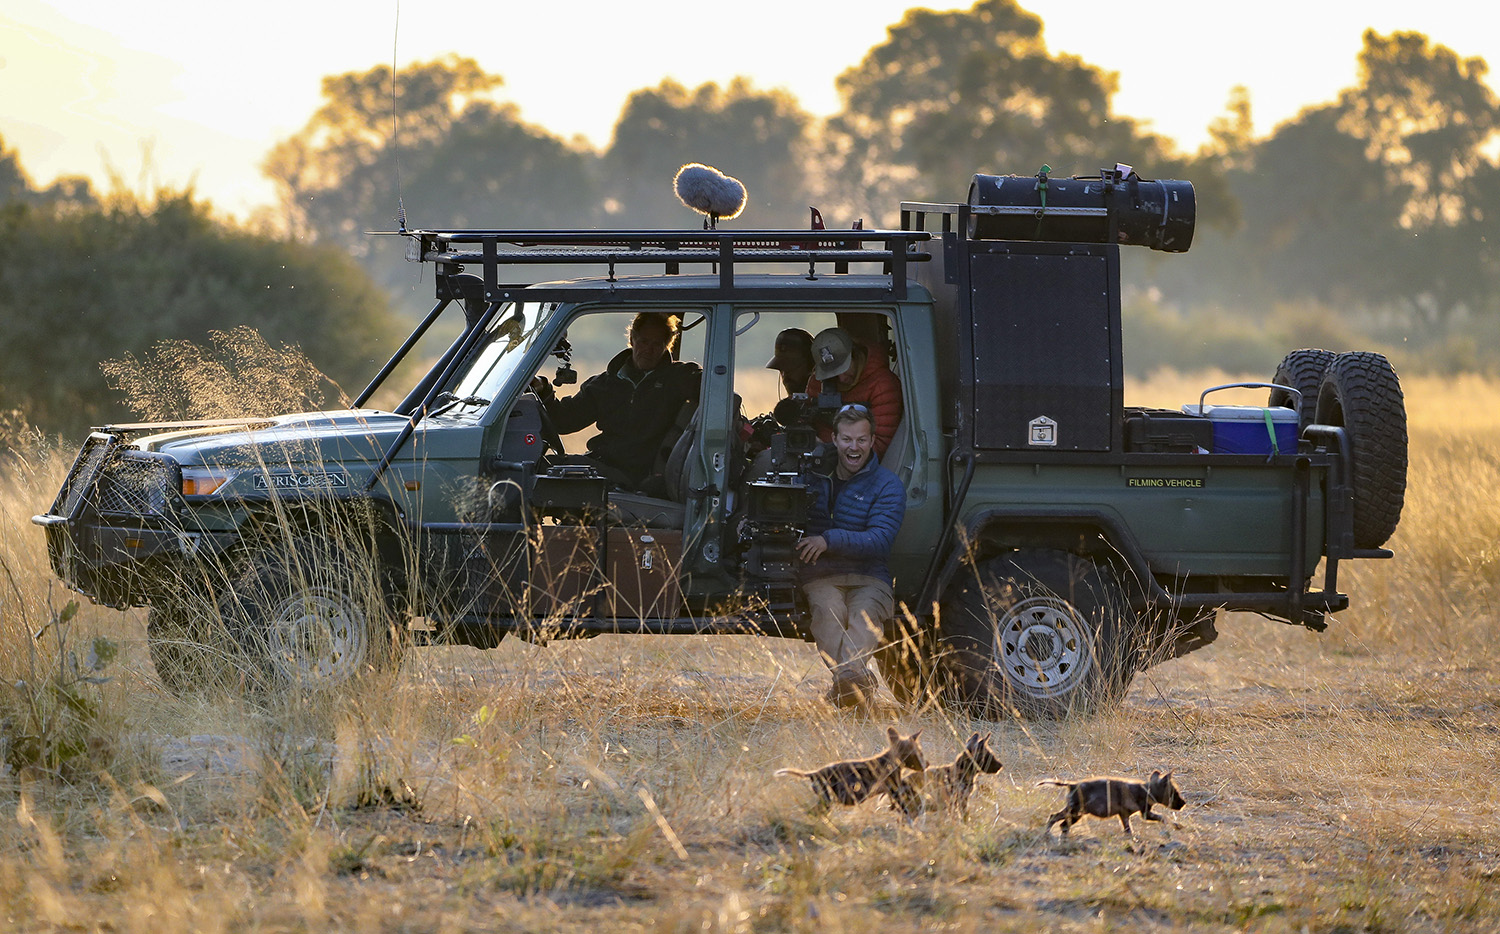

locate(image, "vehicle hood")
[[131, 410, 410, 467]]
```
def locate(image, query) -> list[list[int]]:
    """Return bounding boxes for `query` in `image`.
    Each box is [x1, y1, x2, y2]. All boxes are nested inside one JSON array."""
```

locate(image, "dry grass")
[[0, 371, 1497, 932]]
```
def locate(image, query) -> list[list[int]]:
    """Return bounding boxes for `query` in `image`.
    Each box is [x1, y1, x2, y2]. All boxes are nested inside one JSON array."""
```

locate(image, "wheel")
[[219, 536, 404, 691], [1314, 352, 1408, 549], [1269, 348, 1337, 434], [146, 596, 239, 695], [937, 549, 1141, 719]]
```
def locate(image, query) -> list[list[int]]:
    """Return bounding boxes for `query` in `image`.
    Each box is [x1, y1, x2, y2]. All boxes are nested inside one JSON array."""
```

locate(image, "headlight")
[[181, 467, 237, 496]]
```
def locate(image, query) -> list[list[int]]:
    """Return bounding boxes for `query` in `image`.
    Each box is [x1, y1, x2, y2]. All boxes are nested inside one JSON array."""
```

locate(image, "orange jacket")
[[807, 356, 904, 456]]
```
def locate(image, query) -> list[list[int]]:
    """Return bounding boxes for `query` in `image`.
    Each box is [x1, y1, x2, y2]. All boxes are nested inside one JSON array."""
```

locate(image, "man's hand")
[[528, 375, 555, 400], [797, 534, 829, 565]]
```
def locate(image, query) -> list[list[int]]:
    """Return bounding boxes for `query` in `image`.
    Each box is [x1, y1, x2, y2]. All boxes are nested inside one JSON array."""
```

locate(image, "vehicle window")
[[554, 309, 705, 381], [536, 309, 706, 451], [732, 310, 845, 419], [449, 302, 551, 401]]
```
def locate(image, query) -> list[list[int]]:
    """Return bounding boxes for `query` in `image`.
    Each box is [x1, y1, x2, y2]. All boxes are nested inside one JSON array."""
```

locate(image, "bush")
[[0, 192, 403, 437]]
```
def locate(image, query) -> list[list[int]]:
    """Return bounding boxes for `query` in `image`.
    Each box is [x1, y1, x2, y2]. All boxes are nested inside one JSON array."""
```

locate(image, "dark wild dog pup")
[[776, 727, 925, 812], [920, 731, 1004, 820], [1039, 769, 1186, 835]]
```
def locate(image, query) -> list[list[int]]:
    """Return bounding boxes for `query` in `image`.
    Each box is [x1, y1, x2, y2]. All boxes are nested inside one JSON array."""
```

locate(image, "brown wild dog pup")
[[1039, 770, 1186, 835], [776, 727, 925, 813], [919, 731, 1004, 820]]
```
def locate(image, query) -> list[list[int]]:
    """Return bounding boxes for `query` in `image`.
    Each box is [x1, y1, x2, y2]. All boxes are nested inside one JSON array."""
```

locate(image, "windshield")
[[449, 302, 552, 402]]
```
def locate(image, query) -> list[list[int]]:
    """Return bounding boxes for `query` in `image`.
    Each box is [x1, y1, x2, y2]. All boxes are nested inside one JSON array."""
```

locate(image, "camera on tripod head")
[[739, 390, 843, 585], [765, 390, 841, 476]]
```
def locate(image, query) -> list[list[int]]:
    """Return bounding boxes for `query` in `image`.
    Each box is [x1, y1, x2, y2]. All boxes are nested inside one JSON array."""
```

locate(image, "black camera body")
[[766, 390, 841, 476], [739, 391, 842, 588], [741, 479, 812, 583]]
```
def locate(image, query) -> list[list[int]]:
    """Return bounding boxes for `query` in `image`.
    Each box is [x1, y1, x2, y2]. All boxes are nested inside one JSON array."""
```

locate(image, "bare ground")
[[6, 609, 1498, 933]]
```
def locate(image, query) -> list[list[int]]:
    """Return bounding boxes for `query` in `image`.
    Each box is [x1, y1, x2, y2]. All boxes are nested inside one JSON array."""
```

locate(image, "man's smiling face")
[[834, 412, 874, 478]]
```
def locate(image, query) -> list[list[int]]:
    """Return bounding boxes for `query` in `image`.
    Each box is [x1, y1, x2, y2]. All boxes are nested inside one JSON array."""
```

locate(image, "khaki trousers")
[[803, 573, 893, 680]]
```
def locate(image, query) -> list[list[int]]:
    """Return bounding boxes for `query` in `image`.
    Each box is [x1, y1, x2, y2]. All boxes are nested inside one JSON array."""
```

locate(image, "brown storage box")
[[531, 526, 683, 620]]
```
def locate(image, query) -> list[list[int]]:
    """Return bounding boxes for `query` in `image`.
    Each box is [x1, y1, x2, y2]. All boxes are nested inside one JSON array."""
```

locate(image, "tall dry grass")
[[0, 369, 1493, 932], [1333, 374, 1500, 654]]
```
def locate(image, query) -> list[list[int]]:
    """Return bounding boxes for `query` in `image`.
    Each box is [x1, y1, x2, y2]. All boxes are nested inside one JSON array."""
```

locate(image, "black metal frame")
[[385, 226, 931, 300], [355, 227, 933, 492]]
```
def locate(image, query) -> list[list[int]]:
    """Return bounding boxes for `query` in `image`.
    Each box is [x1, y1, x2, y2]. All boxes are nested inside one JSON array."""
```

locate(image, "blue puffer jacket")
[[802, 453, 906, 586]]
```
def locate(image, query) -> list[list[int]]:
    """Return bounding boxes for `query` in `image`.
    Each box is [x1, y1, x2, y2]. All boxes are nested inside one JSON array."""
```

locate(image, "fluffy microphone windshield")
[[673, 163, 747, 221]]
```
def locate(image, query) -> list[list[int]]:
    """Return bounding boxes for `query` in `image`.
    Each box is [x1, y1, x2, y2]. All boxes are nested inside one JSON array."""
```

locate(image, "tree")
[[1337, 30, 1500, 314], [0, 191, 402, 437], [1341, 31, 1498, 235], [264, 56, 599, 293], [1, 133, 96, 207], [820, 0, 1226, 225], [1167, 30, 1500, 319], [0, 136, 27, 205], [1201, 86, 1255, 174], [602, 78, 817, 228]]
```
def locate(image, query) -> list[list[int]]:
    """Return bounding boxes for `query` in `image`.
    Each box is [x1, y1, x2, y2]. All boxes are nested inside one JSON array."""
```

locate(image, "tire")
[[146, 597, 239, 695], [1314, 352, 1407, 549], [1270, 348, 1337, 434], [219, 536, 404, 692], [937, 549, 1140, 719]]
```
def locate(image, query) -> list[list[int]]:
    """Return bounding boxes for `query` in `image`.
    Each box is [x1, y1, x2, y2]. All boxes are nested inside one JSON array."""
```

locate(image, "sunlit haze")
[[3, 0, 1497, 218]]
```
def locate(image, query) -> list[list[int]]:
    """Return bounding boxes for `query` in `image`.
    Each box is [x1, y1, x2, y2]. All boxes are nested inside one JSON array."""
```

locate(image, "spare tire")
[[1314, 352, 1407, 549], [1270, 348, 1337, 434]]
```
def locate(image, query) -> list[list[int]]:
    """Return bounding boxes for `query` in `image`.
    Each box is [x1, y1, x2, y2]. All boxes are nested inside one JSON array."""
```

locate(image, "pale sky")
[[3, 1, 1497, 219]]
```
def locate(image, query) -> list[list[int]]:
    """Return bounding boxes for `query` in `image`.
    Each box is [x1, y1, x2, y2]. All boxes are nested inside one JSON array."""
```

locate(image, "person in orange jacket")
[[805, 327, 903, 457]]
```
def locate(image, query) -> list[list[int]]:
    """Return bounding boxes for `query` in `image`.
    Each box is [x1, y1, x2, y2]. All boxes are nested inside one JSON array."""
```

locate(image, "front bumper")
[[32, 433, 232, 608]]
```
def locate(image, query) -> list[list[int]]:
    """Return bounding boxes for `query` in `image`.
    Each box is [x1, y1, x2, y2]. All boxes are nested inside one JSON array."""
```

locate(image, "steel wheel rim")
[[994, 595, 1094, 698], [264, 587, 368, 686]]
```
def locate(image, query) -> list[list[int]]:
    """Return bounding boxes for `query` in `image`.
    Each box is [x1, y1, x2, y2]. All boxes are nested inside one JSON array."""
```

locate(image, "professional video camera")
[[738, 390, 842, 593], [762, 390, 841, 473]]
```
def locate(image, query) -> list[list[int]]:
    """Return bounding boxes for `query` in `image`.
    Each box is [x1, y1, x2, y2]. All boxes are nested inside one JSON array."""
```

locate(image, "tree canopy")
[[603, 78, 816, 228], [264, 55, 600, 293], [1161, 29, 1500, 320], [819, 0, 1229, 224], [0, 133, 95, 207], [6, 3, 1500, 430]]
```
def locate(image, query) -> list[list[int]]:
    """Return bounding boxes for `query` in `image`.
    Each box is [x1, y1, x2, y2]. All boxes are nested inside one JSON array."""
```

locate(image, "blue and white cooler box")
[[1181, 402, 1299, 455]]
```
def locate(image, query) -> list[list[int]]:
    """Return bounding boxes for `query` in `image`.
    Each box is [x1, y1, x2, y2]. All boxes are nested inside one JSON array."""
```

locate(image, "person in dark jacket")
[[533, 312, 701, 490], [796, 403, 907, 710], [765, 327, 814, 398]]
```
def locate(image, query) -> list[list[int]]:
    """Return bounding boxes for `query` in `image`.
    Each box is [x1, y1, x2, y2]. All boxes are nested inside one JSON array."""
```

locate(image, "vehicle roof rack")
[[372, 227, 932, 303]]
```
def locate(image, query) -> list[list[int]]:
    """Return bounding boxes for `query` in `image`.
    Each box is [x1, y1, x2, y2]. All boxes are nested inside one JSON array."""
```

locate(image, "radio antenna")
[[391, 0, 406, 232]]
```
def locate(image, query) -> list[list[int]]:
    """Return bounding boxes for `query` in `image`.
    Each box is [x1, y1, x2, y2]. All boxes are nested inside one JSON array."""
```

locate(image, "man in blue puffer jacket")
[[796, 403, 907, 710]]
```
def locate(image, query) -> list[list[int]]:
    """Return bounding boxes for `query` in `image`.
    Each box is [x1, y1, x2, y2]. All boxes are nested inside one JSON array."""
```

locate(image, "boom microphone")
[[673, 163, 747, 226]]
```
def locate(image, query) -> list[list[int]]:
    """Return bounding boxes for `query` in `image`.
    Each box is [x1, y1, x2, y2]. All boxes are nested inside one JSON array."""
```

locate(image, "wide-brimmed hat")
[[765, 328, 814, 370], [810, 327, 854, 381]]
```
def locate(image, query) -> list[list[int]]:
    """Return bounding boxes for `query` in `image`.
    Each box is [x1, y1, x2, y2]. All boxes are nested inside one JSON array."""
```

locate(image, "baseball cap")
[[810, 327, 854, 381], [765, 328, 814, 370]]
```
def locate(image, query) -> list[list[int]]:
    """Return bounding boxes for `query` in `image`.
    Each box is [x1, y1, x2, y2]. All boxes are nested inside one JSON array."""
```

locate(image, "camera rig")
[[737, 390, 843, 612]]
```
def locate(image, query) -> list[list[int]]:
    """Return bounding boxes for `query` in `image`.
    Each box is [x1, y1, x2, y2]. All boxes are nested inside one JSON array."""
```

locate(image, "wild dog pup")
[[1039, 769, 1186, 835], [776, 727, 925, 812], [920, 731, 1004, 820]]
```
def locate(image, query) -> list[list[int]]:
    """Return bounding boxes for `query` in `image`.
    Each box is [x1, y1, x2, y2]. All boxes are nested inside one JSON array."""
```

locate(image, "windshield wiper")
[[428, 392, 491, 417]]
